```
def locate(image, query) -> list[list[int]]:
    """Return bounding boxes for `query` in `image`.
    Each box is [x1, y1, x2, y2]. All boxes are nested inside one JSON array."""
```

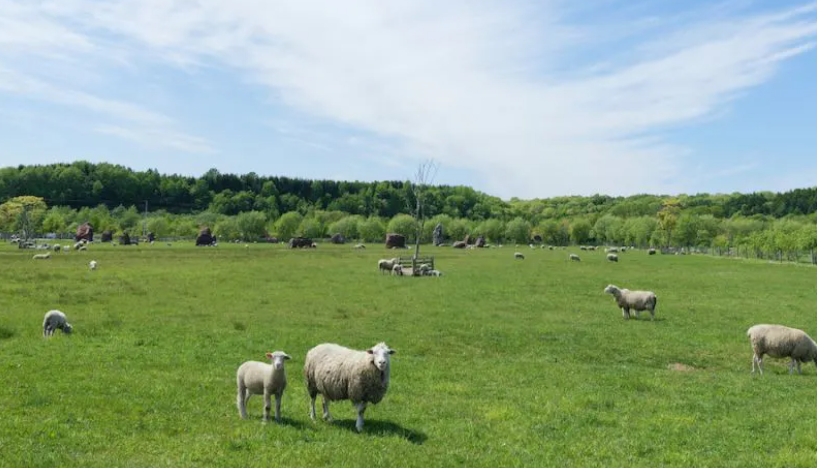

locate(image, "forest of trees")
[[4, 161, 817, 261]]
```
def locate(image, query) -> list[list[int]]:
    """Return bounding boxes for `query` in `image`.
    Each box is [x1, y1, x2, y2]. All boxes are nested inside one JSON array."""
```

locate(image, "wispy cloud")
[[0, 0, 815, 196]]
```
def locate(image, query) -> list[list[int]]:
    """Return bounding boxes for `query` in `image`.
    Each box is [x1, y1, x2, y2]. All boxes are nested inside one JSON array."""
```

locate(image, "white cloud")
[[0, 1, 816, 196]]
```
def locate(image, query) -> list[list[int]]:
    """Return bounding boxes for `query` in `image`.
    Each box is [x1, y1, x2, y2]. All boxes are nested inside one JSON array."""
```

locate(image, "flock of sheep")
[[377, 258, 442, 277]]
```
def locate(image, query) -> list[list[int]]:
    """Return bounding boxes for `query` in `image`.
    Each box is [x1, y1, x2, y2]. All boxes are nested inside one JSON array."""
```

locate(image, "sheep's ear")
[[388, 349, 396, 355], [283, 354, 291, 360], [266, 352, 273, 359], [367, 349, 374, 354]]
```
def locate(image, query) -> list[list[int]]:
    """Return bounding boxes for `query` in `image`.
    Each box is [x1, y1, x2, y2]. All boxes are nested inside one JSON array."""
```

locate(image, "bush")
[[505, 218, 531, 244], [275, 212, 303, 240], [358, 217, 386, 243]]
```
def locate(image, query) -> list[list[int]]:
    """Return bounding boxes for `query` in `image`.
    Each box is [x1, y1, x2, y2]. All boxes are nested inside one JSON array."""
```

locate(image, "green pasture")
[[2, 242, 817, 467]]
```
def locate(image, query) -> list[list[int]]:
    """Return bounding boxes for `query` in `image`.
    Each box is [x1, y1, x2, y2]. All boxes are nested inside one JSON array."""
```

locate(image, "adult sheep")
[[43, 310, 73, 337], [747, 324, 817, 375], [378, 258, 397, 274], [606, 253, 618, 262], [33, 253, 51, 260], [648, 248, 657, 255], [603, 284, 657, 320], [514, 252, 525, 260], [569, 254, 580, 262], [606, 247, 619, 253], [304, 342, 395, 432], [236, 351, 292, 422]]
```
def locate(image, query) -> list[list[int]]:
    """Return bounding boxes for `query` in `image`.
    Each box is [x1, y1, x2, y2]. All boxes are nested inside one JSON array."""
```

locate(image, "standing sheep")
[[392, 264, 404, 276], [569, 254, 580, 262], [33, 253, 51, 260], [606, 254, 618, 262], [747, 324, 817, 375], [514, 252, 525, 260], [378, 258, 398, 274], [304, 342, 395, 433], [603, 284, 657, 320], [89, 260, 98, 270], [236, 351, 292, 422], [43, 310, 73, 337]]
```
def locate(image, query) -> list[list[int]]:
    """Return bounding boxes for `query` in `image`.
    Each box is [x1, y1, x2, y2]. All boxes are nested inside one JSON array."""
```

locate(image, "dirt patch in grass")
[[667, 362, 697, 372]]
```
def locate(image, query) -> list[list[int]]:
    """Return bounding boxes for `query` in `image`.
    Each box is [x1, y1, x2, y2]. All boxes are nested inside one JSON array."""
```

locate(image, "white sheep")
[[236, 351, 291, 422], [648, 248, 657, 255], [606, 247, 618, 253], [33, 253, 51, 260], [428, 270, 443, 277], [43, 310, 73, 337], [606, 253, 618, 262], [378, 258, 398, 274], [569, 254, 580, 262], [514, 252, 525, 260], [392, 264, 404, 276], [603, 284, 657, 320], [354, 244, 366, 249], [304, 342, 395, 432], [747, 324, 817, 375], [89, 260, 98, 270]]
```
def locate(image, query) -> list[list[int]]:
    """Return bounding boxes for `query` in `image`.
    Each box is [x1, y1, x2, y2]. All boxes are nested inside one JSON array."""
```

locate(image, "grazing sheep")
[[514, 252, 525, 260], [236, 351, 292, 422], [89, 260, 98, 270], [747, 324, 817, 375], [378, 258, 397, 274], [53, 245, 61, 252], [606, 253, 618, 262], [33, 253, 51, 260], [392, 264, 404, 276], [620, 247, 627, 252], [304, 342, 395, 433], [428, 270, 443, 277], [78, 246, 87, 251], [43, 310, 73, 337], [354, 244, 366, 249], [648, 248, 657, 255], [603, 284, 657, 320], [606, 247, 619, 253], [580, 246, 587, 251], [569, 254, 580, 262], [548, 246, 555, 251]]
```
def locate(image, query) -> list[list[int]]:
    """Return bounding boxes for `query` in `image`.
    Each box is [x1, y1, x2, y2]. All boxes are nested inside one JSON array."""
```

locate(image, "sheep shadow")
[[332, 420, 427, 445], [275, 416, 307, 429]]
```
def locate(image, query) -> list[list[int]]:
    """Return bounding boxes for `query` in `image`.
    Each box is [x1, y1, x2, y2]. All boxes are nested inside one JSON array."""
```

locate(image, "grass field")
[[3, 242, 817, 467]]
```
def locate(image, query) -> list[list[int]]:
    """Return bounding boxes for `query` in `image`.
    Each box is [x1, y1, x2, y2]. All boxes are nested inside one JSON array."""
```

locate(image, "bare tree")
[[406, 160, 438, 274]]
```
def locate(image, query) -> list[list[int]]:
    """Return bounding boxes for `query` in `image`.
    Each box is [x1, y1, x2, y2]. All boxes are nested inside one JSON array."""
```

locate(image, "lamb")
[[378, 258, 398, 274], [391, 264, 404, 276], [514, 252, 525, 260], [89, 260, 98, 270], [747, 324, 817, 375], [603, 284, 657, 320], [569, 254, 580, 262], [236, 351, 291, 422], [33, 253, 51, 260], [606, 253, 618, 262], [354, 244, 366, 249], [304, 342, 395, 432], [43, 310, 73, 337]]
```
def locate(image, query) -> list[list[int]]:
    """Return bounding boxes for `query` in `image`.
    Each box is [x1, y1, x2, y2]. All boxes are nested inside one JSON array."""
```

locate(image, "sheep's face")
[[63, 323, 73, 334], [266, 351, 291, 370], [367, 343, 395, 371], [603, 285, 617, 295]]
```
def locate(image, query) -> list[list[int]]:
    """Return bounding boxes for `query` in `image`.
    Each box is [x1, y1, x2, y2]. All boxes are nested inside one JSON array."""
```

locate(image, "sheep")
[[304, 342, 395, 433], [236, 351, 292, 422], [378, 258, 398, 274], [606, 247, 619, 253], [428, 270, 443, 277], [606, 253, 618, 262], [514, 252, 525, 260], [78, 246, 87, 251], [620, 247, 627, 252], [53, 245, 61, 252], [391, 264, 404, 276], [747, 325, 817, 375], [89, 260, 98, 270], [648, 248, 657, 255], [548, 246, 555, 251], [354, 244, 366, 249], [580, 246, 587, 251], [569, 254, 580, 262], [603, 284, 657, 320], [43, 310, 73, 337], [529, 244, 535, 250], [33, 253, 51, 260]]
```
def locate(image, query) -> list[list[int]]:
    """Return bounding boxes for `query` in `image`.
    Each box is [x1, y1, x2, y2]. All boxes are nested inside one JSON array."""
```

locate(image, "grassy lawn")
[[2, 242, 817, 467]]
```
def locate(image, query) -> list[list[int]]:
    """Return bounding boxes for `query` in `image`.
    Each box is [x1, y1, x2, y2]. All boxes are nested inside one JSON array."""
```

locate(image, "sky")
[[0, 0, 816, 199]]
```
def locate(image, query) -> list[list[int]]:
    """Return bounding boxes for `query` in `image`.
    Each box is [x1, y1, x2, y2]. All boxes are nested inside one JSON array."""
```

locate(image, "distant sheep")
[[236, 351, 291, 422], [606, 254, 618, 262], [43, 310, 73, 337], [514, 252, 525, 260], [603, 284, 657, 320], [378, 258, 397, 274], [648, 248, 656, 255], [747, 324, 817, 375], [428, 270, 443, 277], [569, 254, 580, 262], [33, 253, 51, 260], [53, 245, 61, 252], [354, 244, 366, 249], [89, 260, 98, 270], [304, 342, 395, 432], [392, 264, 404, 276], [606, 247, 618, 253]]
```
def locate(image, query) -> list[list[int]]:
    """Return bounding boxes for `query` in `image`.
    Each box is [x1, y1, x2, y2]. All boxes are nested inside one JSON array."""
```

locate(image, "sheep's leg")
[[263, 390, 271, 422], [797, 360, 802, 375], [355, 402, 367, 433], [634, 309, 641, 320], [322, 397, 333, 421], [237, 385, 248, 419], [789, 359, 796, 375], [309, 393, 317, 421], [650, 309, 655, 321], [274, 393, 282, 423], [751, 355, 758, 374], [621, 308, 630, 320]]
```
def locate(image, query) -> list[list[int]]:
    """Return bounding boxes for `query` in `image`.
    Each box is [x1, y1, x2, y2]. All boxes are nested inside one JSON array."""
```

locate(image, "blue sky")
[[0, 0, 816, 199]]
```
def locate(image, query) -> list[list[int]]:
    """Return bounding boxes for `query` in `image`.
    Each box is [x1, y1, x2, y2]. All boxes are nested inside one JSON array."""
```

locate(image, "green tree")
[[387, 214, 417, 241], [505, 217, 531, 244], [357, 217, 386, 243], [236, 211, 268, 240], [570, 219, 592, 245], [275, 212, 303, 240], [299, 218, 325, 239], [657, 198, 681, 248], [476, 219, 505, 243], [146, 217, 171, 238], [329, 216, 362, 240]]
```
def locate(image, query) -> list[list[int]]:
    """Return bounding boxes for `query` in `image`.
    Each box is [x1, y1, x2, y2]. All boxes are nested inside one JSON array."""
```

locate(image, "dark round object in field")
[[196, 227, 215, 246], [101, 230, 113, 242], [452, 241, 467, 249], [288, 237, 314, 248], [119, 232, 131, 245], [532, 234, 543, 243], [147, 232, 155, 243], [76, 222, 94, 242], [385, 233, 406, 249], [648, 249, 657, 255], [330, 233, 345, 244]]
